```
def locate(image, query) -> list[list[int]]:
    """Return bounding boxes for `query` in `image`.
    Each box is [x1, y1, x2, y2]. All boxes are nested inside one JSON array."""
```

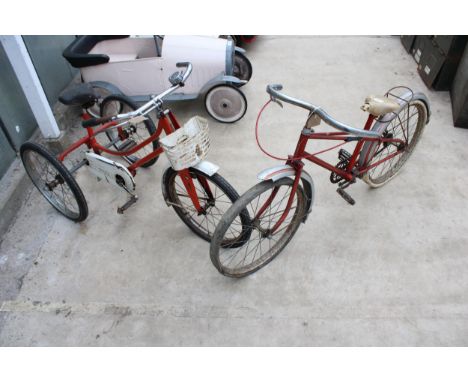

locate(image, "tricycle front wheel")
[[162, 167, 249, 244], [204, 85, 247, 123]]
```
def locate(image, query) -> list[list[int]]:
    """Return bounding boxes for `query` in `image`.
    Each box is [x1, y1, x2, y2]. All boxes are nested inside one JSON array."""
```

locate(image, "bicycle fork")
[[255, 164, 304, 237], [176, 169, 213, 215]]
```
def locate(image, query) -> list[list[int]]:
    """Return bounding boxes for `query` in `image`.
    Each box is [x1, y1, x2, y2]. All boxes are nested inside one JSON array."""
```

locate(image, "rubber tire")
[[85, 84, 113, 118], [204, 85, 247, 124], [210, 177, 307, 278], [233, 51, 252, 85], [20, 142, 88, 222], [100, 94, 159, 168], [361, 100, 428, 188], [163, 167, 246, 243]]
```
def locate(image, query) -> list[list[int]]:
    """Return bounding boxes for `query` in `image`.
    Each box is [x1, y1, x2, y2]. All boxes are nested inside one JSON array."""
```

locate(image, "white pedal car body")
[[63, 35, 251, 123]]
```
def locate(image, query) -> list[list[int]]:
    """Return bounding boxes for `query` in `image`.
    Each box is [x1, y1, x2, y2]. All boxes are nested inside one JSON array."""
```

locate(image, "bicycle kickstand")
[[117, 184, 139, 214], [336, 179, 356, 206]]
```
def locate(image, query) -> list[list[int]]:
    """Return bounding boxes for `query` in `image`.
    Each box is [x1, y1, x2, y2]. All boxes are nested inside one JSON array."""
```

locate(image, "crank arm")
[[117, 195, 138, 214]]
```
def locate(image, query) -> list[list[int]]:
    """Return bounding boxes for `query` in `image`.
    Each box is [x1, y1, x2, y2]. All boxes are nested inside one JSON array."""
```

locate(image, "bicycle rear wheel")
[[360, 99, 428, 187], [162, 167, 250, 244], [100, 94, 159, 168], [210, 177, 307, 278], [20, 142, 88, 222]]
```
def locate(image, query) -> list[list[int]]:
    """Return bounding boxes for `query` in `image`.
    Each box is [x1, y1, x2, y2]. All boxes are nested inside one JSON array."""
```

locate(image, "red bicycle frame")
[[56, 110, 209, 213], [258, 114, 407, 233]]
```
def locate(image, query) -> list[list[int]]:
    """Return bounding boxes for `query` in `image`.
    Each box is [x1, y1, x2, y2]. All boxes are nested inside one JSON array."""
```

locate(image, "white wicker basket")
[[160, 116, 210, 170]]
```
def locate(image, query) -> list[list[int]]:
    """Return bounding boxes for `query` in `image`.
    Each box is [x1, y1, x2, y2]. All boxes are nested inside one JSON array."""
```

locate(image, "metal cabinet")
[[451, 47, 468, 128], [411, 35, 467, 91], [400, 35, 416, 53]]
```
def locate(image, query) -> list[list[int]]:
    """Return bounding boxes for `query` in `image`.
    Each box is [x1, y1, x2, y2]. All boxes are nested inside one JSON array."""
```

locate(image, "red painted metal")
[[255, 187, 280, 220], [346, 114, 375, 172], [55, 105, 206, 215], [57, 134, 92, 161], [128, 146, 164, 175], [270, 161, 303, 233], [177, 168, 203, 213], [358, 149, 403, 174], [196, 175, 214, 201]]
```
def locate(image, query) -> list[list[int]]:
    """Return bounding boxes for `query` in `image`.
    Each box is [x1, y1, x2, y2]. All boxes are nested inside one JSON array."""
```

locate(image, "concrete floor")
[[1, 36, 468, 346]]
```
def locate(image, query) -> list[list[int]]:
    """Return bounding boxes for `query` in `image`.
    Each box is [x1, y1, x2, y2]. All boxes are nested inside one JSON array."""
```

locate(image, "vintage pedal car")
[[63, 35, 252, 123]]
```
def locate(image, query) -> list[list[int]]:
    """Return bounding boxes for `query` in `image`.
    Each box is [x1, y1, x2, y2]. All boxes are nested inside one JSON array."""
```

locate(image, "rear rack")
[[378, 86, 414, 123]]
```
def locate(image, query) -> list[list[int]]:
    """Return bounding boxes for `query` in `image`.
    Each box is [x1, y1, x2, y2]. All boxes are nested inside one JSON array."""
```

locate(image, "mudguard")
[[161, 160, 220, 205], [257, 164, 315, 222], [200, 74, 247, 94], [358, 90, 431, 169], [88, 81, 124, 96]]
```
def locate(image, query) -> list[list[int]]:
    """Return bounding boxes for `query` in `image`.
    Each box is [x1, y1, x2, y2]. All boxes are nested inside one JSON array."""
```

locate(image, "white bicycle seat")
[[361, 95, 400, 117]]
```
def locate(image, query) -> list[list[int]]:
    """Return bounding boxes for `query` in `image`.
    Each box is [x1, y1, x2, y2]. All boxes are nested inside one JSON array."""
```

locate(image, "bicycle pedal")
[[117, 195, 138, 214], [337, 188, 356, 205]]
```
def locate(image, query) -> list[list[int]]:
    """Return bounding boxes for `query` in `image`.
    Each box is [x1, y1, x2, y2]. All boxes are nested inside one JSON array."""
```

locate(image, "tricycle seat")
[[58, 83, 99, 108]]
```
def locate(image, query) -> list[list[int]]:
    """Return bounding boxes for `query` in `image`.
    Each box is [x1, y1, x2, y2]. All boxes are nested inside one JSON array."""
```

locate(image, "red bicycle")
[[20, 63, 249, 244], [210, 84, 430, 277]]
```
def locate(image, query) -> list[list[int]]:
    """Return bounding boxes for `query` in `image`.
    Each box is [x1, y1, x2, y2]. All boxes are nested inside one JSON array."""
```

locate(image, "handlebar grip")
[[271, 84, 283, 91], [176, 62, 190, 68], [81, 115, 113, 128]]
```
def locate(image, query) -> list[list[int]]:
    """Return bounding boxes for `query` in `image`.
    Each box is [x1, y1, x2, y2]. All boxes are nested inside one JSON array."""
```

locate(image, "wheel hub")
[[253, 219, 271, 238], [220, 98, 232, 109], [46, 174, 64, 190]]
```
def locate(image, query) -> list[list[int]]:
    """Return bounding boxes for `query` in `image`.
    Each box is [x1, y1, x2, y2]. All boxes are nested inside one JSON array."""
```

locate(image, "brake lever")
[[270, 97, 283, 108]]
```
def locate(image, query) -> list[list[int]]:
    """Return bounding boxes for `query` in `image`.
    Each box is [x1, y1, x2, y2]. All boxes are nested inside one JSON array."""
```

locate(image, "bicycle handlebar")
[[81, 115, 114, 128], [106, 62, 194, 124], [176, 62, 193, 84], [266, 84, 381, 138]]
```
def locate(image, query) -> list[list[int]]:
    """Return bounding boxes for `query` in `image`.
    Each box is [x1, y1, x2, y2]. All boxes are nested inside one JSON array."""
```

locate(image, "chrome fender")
[[161, 160, 220, 206], [88, 81, 124, 96], [200, 74, 247, 94], [358, 90, 431, 169], [257, 164, 315, 221]]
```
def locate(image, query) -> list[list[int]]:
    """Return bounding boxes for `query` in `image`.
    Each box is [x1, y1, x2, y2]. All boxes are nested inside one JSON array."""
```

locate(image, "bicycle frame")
[[55, 110, 209, 214], [258, 114, 407, 233]]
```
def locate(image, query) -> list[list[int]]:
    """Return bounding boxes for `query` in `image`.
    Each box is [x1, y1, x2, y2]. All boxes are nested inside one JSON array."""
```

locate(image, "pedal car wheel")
[[100, 94, 159, 168], [20, 142, 88, 222], [204, 85, 247, 123], [233, 51, 252, 85]]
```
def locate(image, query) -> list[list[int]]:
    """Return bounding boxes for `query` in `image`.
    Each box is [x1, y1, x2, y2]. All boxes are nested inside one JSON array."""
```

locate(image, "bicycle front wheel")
[[210, 177, 307, 278], [20, 142, 88, 222], [162, 167, 249, 244]]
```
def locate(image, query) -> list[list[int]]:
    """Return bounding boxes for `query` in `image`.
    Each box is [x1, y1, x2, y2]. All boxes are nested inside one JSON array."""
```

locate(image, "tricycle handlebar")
[[112, 62, 194, 123], [266, 84, 381, 138], [176, 62, 193, 85]]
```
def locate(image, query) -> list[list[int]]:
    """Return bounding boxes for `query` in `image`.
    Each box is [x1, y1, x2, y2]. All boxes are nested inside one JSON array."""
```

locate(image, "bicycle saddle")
[[59, 83, 99, 108], [361, 95, 400, 117]]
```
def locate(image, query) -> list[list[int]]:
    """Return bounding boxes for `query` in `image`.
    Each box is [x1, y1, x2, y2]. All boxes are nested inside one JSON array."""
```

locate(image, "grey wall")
[[0, 35, 77, 179], [0, 41, 37, 171], [23, 35, 77, 106], [0, 121, 16, 179]]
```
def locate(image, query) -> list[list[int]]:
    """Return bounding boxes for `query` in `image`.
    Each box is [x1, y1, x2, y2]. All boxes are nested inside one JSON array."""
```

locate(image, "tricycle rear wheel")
[[100, 94, 159, 168], [20, 142, 88, 222]]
